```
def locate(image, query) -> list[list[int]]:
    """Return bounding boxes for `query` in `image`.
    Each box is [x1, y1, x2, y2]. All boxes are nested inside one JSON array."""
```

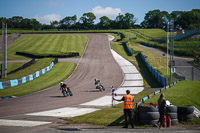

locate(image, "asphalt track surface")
[[0, 34, 123, 116], [0, 34, 124, 131]]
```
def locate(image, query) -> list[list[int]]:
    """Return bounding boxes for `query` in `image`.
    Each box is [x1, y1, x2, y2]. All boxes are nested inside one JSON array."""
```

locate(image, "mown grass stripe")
[[1, 34, 88, 59], [28, 35, 50, 52], [38, 35, 57, 53]]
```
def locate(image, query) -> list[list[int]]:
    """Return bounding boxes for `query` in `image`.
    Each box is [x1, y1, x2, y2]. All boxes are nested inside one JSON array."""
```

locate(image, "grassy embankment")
[[129, 29, 200, 57], [67, 80, 200, 126], [0, 34, 88, 97], [67, 29, 200, 126]]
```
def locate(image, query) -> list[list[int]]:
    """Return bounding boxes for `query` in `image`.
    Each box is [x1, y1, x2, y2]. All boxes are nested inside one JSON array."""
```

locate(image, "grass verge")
[[0, 62, 76, 97], [0, 34, 88, 60], [144, 80, 200, 124], [0, 58, 54, 81], [66, 91, 153, 126], [67, 81, 200, 126]]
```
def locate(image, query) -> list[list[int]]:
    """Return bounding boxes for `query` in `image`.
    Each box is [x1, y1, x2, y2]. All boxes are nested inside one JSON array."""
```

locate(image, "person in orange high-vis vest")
[[114, 90, 134, 128]]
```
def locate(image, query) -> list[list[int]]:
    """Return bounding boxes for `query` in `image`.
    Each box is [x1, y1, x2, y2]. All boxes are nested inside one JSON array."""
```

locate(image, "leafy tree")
[[79, 12, 96, 29], [178, 10, 200, 29], [30, 18, 41, 30], [0, 17, 7, 28], [59, 15, 77, 29], [113, 13, 136, 29], [123, 13, 135, 29], [50, 20, 59, 29], [141, 9, 170, 29], [170, 11, 184, 29], [10, 16, 24, 28], [97, 16, 112, 29]]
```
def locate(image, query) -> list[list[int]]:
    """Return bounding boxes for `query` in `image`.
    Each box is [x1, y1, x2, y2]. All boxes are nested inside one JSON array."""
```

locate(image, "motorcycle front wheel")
[[62, 91, 68, 97]]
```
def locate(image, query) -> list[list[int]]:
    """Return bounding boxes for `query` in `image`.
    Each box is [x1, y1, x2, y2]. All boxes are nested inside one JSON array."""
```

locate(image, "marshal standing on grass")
[[114, 90, 134, 128]]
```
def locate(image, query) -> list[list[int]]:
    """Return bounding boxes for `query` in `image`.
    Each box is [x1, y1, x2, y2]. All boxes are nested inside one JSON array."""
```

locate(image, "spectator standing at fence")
[[114, 90, 134, 128]]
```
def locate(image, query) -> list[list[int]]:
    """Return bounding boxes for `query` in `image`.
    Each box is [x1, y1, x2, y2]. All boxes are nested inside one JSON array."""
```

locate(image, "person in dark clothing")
[[114, 90, 134, 128], [60, 82, 67, 92], [157, 93, 167, 128]]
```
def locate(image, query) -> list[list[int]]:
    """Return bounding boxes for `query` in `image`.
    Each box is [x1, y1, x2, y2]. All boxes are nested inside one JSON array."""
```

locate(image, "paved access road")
[[139, 44, 200, 81]]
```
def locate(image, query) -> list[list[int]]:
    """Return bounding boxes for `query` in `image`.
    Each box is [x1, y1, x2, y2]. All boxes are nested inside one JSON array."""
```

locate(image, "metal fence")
[[173, 66, 200, 81]]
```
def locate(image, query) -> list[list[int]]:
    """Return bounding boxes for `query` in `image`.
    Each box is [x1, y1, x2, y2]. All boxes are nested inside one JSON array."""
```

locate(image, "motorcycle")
[[61, 87, 73, 97], [94, 79, 105, 92], [60, 82, 73, 97]]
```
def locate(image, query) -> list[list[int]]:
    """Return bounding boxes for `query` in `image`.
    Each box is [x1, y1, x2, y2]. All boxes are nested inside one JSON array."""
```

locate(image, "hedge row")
[[16, 52, 79, 58]]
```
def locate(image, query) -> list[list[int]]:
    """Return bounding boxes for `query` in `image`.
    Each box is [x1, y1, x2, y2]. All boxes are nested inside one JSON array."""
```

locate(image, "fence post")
[[192, 67, 194, 81]]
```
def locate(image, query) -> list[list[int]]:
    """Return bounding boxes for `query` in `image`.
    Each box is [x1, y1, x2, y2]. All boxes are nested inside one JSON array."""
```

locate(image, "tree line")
[[0, 9, 199, 30]]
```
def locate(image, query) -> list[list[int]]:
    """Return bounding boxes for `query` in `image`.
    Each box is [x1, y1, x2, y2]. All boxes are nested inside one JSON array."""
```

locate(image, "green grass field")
[[67, 31, 200, 126], [67, 90, 154, 126], [131, 29, 167, 39], [0, 62, 26, 74], [0, 34, 88, 59], [0, 58, 54, 81], [0, 62, 76, 97], [0, 34, 88, 97], [67, 81, 200, 126], [0, 29, 199, 126]]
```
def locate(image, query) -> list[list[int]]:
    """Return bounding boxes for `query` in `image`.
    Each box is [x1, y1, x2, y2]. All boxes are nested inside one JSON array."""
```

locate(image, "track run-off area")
[[0, 34, 144, 130]]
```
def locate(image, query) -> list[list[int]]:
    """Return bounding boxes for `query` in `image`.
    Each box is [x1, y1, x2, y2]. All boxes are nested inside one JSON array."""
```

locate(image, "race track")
[[0, 34, 123, 117]]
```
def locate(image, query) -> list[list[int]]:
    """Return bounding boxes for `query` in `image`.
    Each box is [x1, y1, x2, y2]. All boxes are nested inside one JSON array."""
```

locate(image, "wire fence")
[[173, 66, 200, 81]]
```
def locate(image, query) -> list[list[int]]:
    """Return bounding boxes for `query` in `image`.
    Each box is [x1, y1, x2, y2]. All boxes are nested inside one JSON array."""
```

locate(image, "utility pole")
[[169, 21, 174, 84], [167, 22, 169, 75], [1, 22, 7, 78]]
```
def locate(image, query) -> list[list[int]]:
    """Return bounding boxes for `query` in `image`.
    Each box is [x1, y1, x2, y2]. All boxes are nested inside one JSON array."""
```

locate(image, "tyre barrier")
[[178, 106, 194, 122], [138, 106, 159, 125], [166, 106, 178, 125]]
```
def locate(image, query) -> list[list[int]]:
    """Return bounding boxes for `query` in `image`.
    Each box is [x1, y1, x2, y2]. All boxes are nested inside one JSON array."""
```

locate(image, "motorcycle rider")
[[94, 79, 100, 87], [60, 82, 67, 92], [94, 79, 105, 91]]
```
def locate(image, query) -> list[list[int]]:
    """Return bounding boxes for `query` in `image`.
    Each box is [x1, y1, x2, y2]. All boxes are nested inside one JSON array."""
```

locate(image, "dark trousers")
[[124, 109, 134, 128]]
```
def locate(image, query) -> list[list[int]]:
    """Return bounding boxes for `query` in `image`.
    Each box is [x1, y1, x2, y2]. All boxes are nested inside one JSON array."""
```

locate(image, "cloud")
[[33, 14, 62, 24], [92, 6, 122, 17]]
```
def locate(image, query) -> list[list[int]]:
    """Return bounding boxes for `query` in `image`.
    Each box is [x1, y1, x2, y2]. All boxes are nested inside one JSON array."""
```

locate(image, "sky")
[[1, 0, 200, 24]]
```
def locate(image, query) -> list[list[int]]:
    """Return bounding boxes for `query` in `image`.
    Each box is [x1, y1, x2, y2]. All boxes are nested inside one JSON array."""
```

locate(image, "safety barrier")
[[140, 42, 153, 47], [151, 29, 200, 43], [135, 81, 178, 108], [139, 52, 166, 87], [0, 61, 55, 90], [122, 42, 133, 56], [174, 29, 200, 41]]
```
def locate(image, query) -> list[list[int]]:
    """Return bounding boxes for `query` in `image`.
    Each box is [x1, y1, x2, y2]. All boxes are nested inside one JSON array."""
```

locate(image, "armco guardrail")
[[0, 61, 55, 89], [174, 29, 200, 41], [122, 42, 133, 56], [140, 52, 166, 87], [151, 29, 200, 43], [141, 42, 153, 47], [135, 81, 178, 108]]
